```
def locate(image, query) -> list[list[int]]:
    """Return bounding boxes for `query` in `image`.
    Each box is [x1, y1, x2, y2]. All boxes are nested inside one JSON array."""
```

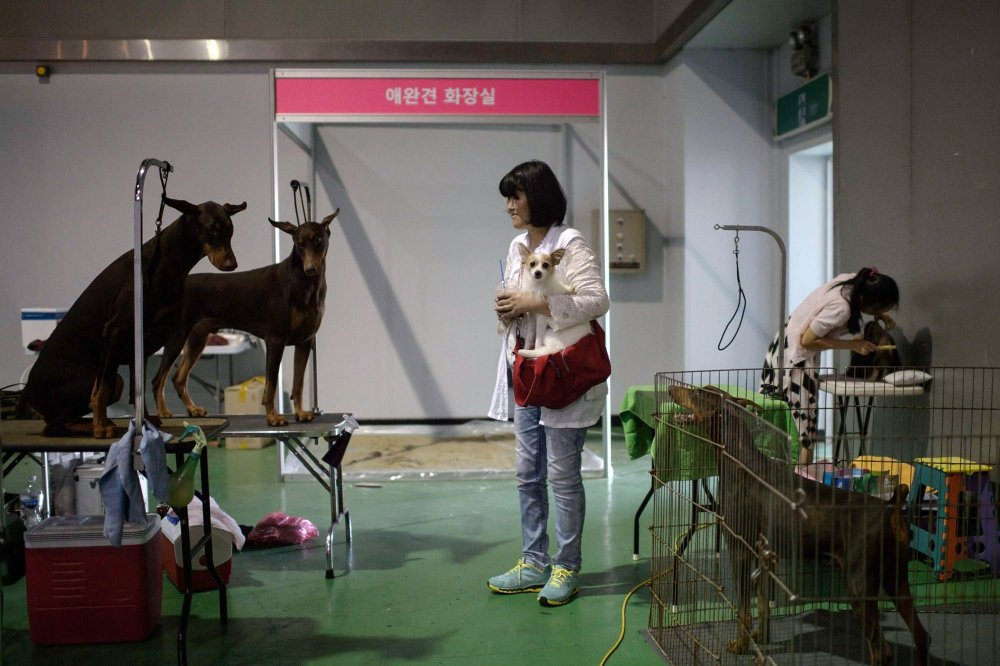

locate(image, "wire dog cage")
[[646, 367, 1000, 665]]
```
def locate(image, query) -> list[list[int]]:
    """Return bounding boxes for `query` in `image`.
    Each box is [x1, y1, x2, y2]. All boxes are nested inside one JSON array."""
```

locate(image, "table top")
[[620, 384, 799, 462], [217, 412, 353, 438], [153, 332, 252, 357], [0, 417, 229, 452], [818, 378, 925, 397]]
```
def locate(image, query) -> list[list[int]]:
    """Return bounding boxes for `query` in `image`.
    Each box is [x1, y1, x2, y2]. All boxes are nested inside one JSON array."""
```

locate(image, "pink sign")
[[275, 76, 600, 119]]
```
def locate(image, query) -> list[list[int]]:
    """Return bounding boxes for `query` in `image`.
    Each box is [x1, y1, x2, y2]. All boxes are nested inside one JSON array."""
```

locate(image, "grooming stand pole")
[[714, 225, 787, 374], [133, 158, 172, 463]]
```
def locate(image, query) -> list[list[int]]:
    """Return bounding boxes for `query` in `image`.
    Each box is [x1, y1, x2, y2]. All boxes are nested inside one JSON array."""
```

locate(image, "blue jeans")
[[514, 404, 587, 572]]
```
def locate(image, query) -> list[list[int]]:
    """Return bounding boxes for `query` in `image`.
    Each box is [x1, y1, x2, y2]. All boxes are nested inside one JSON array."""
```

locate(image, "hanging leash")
[[145, 163, 171, 293], [717, 227, 747, 351], [290, 179, 312, 226]]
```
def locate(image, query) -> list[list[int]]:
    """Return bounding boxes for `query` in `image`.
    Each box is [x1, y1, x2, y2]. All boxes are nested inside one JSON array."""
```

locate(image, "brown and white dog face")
[[518, 243, 566, 286]]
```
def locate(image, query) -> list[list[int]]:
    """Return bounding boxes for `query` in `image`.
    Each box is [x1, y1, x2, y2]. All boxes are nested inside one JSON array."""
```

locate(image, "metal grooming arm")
[[714, 225, 787, 374], [133, 159, 173, 464]]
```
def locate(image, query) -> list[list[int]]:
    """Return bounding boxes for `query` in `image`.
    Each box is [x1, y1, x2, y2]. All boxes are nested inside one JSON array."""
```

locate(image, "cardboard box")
[[160, 515, 233, 591], [222, 377, 274, 449], [25, 514, 162, 645]]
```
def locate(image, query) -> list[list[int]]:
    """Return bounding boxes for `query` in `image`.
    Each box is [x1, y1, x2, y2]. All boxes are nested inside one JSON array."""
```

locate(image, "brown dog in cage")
[[670, 385, 929, 666]]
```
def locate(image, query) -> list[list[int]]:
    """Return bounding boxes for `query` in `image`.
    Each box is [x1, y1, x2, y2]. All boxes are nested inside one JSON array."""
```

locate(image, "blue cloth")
[[99, 420, 170, 546]]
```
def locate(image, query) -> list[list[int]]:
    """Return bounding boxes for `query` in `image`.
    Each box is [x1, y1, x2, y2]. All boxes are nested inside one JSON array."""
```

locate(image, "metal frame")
[[647, 367, 1000, 665], [269, 67, 613, 476]]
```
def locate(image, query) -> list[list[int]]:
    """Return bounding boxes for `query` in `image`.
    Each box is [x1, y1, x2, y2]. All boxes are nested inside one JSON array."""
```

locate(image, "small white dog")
[[514, 243, 593, 358]]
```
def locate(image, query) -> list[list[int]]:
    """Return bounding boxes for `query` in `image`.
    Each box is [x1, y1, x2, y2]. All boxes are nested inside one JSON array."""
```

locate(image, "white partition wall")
[[269, 69, 612, 473]]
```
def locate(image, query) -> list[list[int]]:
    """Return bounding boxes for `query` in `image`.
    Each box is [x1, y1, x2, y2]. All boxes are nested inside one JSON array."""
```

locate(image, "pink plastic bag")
[[246, 512, 319, 546]]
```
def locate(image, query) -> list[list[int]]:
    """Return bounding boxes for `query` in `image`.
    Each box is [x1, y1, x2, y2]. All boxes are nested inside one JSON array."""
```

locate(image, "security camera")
[[789, 25, 818, 78]]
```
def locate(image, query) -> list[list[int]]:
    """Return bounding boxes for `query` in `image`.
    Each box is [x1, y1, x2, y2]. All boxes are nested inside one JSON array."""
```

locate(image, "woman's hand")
[[495, 290, 549, 319], [851, 338, 878, 355], [875, 312, 896, 330]]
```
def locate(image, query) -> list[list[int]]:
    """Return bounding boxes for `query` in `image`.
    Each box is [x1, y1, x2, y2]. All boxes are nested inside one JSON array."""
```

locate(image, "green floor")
[[1, 426, 664, 665]]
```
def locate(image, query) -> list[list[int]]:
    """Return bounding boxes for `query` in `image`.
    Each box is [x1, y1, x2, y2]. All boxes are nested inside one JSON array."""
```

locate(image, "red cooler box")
[[160, 515, 233, 591], [25, 514, 162, 645]]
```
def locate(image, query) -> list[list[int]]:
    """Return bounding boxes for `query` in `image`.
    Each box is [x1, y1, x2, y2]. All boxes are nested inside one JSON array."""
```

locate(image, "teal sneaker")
[[487, 559, 551, 594], [538, 566, 580, 606]]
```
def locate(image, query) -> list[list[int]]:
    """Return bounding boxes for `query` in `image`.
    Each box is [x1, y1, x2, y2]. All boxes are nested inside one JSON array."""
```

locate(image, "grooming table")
[[154, 333, 253, 413], [0, 416, 229, 663], [218, 413, 354, 579], [818, 377, 925, 464], [620, 385, 799, 559]]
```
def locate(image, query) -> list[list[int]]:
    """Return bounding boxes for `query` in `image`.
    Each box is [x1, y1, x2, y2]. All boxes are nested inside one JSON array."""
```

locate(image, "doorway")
[[787, 139, 833, 434]]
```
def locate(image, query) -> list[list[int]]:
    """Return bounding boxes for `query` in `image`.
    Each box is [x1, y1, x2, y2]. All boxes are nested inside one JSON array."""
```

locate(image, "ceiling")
[[686, 0, 830, 49]]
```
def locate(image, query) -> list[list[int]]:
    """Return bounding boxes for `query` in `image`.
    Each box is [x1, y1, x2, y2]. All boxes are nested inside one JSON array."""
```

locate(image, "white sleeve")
[[546, 238, 610, 329], [809, 298, 851, 337]]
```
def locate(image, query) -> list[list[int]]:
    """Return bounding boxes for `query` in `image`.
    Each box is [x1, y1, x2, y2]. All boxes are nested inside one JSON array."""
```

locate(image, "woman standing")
[[761, 267, 899, 464], [487, 160, 609, 607]]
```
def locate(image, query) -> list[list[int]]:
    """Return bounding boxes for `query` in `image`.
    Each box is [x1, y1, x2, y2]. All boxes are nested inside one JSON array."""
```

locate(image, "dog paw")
[[727, 637, 752, 655], [92, 423, 118, 439], [295, 411, 315, 423], [267, 414, 288, 427], [186, 405, 208, 417]]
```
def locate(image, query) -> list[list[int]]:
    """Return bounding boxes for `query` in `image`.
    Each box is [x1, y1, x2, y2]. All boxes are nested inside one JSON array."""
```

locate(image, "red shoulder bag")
[[512, 320, 611, 410]]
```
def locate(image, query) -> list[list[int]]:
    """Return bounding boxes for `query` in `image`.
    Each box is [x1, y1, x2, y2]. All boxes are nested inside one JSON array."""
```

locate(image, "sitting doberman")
[[152, 210, 337, 427], [22, 197, 244, 438], [669, 384, 928, 666]]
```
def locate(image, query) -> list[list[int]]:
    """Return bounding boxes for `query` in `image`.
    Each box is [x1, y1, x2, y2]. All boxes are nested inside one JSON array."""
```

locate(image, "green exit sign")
[[775, 72, 831, 138]]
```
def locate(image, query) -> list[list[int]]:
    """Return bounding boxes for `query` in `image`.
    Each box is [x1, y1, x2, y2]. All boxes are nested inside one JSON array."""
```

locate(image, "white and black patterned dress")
[[760, 319, 819, 450]]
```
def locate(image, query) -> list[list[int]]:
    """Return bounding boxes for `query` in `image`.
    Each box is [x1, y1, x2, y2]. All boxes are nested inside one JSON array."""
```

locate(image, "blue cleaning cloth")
[[99, 419, 170, 546]]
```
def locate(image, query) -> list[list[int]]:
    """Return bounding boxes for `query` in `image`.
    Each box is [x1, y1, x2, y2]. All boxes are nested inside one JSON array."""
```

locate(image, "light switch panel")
[[591, 209, 646, 273]]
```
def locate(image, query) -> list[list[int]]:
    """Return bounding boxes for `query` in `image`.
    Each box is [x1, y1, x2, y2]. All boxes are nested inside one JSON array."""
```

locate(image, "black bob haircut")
[[498, 160, 567, 228]]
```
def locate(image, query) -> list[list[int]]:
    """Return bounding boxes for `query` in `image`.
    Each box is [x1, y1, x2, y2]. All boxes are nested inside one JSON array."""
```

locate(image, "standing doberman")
[[22, 198, 243, 437], [669, 384, 929, 666], [153, 210, 337, 427]]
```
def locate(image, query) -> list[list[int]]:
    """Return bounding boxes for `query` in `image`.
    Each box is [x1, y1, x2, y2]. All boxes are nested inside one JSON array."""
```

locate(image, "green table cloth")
[[619, 384, 800, 480]]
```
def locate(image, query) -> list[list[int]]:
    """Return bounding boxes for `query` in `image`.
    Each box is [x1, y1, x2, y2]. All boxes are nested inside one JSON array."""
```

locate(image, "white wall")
[[681, 49, 780, 371], [0, 65, 693, 420], [0, 70, 274, 411]]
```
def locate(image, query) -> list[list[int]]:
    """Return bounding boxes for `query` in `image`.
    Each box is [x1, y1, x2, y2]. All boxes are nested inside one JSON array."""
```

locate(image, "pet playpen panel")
[[646, 367, 1000, 665]]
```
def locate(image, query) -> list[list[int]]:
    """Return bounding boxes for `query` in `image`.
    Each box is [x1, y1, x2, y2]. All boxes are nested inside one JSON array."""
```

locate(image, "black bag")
[[845, 321, 900, 381]]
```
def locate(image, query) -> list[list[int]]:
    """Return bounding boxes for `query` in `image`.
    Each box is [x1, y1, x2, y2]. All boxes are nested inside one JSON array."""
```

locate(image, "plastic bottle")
[[167, 423, 207, 508], [20, 475, 44, 527]]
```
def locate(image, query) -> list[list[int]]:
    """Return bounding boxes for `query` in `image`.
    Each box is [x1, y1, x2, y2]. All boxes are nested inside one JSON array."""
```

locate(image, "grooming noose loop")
[[290, 179, 312, 226], [716, 225, 746, 351], [154, 164, 170, 235]]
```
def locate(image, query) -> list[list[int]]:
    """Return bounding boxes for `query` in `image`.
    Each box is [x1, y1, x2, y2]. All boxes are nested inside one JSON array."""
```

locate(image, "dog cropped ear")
[[669, 385, 724, 418], [320, 208, 340, 227], [162, 196, 199, 215], [224, 201, 248, 217], [269, 218, 297, 235], [517, 243, 531, 261], [550, 248, 566, 265]]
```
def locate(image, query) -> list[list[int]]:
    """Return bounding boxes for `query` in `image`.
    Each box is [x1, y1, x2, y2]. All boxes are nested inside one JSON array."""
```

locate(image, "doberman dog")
[[152, 210, 337, 427], [22, 197, 244, 438], [669, 384, 929, 666]]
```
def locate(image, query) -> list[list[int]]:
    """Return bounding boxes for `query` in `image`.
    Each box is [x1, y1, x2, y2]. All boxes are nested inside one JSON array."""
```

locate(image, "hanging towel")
[[99, 419, 170, 547]]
